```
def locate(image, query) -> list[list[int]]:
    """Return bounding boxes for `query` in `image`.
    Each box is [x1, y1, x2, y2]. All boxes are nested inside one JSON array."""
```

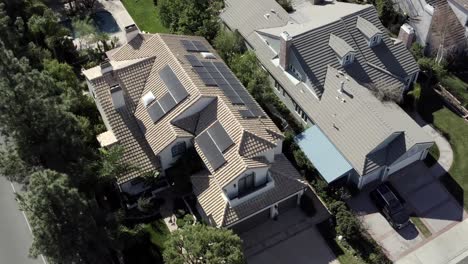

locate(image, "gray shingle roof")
[[356, 16, 382, 39], [221, 0, 432, 176], [329, 33, 355, 58]]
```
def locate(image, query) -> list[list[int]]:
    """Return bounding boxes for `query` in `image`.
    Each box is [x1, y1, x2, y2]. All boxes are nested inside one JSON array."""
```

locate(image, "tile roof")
[[83, 33, 283, 186], [329, 33, 356, 58], [192, 154, 306, 227], [356, 16, 382, 39]]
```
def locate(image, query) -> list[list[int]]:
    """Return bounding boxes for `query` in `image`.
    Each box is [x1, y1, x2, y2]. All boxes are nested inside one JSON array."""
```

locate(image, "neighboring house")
[[83, 25, 306, 231], [221, 0, 434, 189], [394, 0, 467, 57]]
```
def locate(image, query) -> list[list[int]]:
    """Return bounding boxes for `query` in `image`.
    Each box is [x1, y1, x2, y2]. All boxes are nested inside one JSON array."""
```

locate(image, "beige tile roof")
[[192, 154, 306, 227], [83, 33, 283, 186]]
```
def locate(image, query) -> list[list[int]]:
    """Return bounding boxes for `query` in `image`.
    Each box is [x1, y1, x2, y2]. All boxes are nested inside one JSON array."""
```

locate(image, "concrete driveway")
[[240, 191, 338, 264], [348, 161, 466, 262]]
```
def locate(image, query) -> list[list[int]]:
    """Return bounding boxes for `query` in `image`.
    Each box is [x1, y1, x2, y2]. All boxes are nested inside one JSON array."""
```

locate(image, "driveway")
[[240, 190, 339, 264], [348, 161, 466, 262]]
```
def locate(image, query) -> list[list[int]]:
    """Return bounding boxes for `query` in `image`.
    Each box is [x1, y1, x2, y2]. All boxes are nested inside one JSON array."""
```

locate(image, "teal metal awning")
[[296, 125, 353, 183]]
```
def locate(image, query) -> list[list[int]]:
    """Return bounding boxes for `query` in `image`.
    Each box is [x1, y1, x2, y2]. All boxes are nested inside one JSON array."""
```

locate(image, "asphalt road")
[[0, 176, 43, 264]]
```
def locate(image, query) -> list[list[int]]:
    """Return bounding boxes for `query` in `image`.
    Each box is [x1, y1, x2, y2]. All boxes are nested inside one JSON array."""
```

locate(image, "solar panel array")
[[146, 66, 189, 123], [196, 131, 226, 171], [180, 40, 209, 52], [207, 121, 233, 153], [191, 60, 265, 118]]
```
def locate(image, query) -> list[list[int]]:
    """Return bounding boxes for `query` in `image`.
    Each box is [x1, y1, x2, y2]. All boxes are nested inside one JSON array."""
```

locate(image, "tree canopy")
[[17, 170, 114, 264], [163, 224, 244, 264]]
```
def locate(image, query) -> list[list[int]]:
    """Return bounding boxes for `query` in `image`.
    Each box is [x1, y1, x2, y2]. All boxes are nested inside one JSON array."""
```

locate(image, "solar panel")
[[159, 65, 188, 103], [239, 109, 255, 118], [147, 102, 165, 122], [181, 39, 198, 51], [192, 40, 209, 52], [159, 93, 177, 113], [196, 131, 226, 171], [207, 121, 234, 153], [193, 67, 217, 86], [185, 55, 202, 67]]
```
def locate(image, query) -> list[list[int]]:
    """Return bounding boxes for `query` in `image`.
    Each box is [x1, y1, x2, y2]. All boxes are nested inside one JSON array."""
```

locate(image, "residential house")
[[83, 25, 306, 231], [221, 0, 434, 189], [394, 0, 467, 58]]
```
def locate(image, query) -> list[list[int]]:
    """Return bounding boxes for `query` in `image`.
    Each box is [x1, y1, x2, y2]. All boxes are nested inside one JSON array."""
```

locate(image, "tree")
[[163, 224, 244, 264], [276, 0, 294, 13], [17, 170, 114, 263], [72, 16, 98, 48], [0, 142, 35, 184], [214, 29, 246, 64], [0, 41, 92, 176], [410, 43, 424, 61], [335, 210, 362, 241], [158, 0, 221, 42], [230, 52, 271, 100], [96, 145, 136, 185]]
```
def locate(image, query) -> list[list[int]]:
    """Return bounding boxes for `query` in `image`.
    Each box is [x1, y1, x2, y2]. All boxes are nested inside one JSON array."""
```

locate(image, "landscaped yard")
[[410, 217, 432, 238], [441, 74, 468, 108], [418, 82, 468, 209], [121, 0, 169, 33], [144, 219, 170, 250]]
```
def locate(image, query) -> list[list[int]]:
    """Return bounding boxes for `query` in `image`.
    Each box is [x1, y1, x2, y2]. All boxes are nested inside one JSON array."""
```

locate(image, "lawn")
[[410, 217, 432, 238], [441, 74, 468, 108], [121, 0, 169, 33], [418, 82, 468, 209], [144, 219, 170, 250]]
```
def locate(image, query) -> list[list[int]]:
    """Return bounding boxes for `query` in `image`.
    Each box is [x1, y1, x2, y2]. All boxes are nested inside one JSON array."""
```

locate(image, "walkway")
[[396, 219, 468, 264], [410, 111, 453, 178]]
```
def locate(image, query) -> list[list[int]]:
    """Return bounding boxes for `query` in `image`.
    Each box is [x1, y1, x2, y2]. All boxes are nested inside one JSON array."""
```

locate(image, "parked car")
[[370, 183, 410, 230]]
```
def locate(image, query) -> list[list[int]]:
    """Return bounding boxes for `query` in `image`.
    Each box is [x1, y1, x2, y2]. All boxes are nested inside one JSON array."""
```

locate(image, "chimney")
[[397, 24, 415, 49], [279, 31, 292, 70], [110, 84, 125, 109], [125, 24, 140, 43], [100, 59, 113, 74]]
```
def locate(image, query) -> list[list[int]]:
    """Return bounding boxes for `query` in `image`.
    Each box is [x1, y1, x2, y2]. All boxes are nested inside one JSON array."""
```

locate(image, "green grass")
[[144, 219, 170, 250], [121, 0, 169, 33], [432, 108, 468, 207], [418, 81, 468, 208], [441, 74, 468, 108], [411, 217, 432, 238], [335, 239, 366, 264]]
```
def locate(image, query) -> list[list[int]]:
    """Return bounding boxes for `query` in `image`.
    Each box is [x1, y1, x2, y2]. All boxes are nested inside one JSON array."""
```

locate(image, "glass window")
[[238, 172, 255, 196], [171, 142, 186, 157]]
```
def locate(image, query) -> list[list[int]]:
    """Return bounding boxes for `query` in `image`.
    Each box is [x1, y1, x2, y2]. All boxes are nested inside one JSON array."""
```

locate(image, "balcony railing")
[[228, 174, 275, 207]]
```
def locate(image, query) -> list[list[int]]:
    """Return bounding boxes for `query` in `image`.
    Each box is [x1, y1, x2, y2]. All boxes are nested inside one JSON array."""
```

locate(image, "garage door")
[[278, 195, 298, 213], [387, 151, 422, 175], [231, 208, 270, 234]]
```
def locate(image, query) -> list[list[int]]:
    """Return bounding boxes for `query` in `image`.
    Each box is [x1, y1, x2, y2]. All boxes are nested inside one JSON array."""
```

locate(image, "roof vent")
[[142, 91, 156, 107], [338, 81, 344, 94], [271, 9, 276, 14], [100, 59, 113, 74], [264, 13, 270, 19], [110, 84, 125, 109]]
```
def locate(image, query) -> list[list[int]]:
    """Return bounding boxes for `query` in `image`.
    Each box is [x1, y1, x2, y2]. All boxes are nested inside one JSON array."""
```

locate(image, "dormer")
[[329, 34, 356, 66], [356, 16, 383, 47]]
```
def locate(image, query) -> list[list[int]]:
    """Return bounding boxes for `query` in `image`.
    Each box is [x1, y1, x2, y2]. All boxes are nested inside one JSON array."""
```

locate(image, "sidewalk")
[[410, 111, 454, 178], [396, 219, 468, 264]]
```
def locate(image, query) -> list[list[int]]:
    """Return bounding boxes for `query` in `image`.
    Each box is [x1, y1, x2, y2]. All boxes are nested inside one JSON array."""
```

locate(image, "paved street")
[[0, 176, 43, 264]]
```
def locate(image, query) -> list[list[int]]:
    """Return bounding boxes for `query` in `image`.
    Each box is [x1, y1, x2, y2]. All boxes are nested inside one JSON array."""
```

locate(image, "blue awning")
[[296, 125, 353, 183]]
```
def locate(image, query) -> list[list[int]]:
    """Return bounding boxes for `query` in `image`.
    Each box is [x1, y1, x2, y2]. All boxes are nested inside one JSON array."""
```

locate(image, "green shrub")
[[328, 200, 347, 215], [300, 194, 316, 217], [335, 210, 362, 241], [176, 214, 194, 228]]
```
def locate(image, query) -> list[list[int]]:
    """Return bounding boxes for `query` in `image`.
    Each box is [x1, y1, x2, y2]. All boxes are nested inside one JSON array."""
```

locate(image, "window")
[[171, 142, 186, 157], [238, 172, 255, 197]]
